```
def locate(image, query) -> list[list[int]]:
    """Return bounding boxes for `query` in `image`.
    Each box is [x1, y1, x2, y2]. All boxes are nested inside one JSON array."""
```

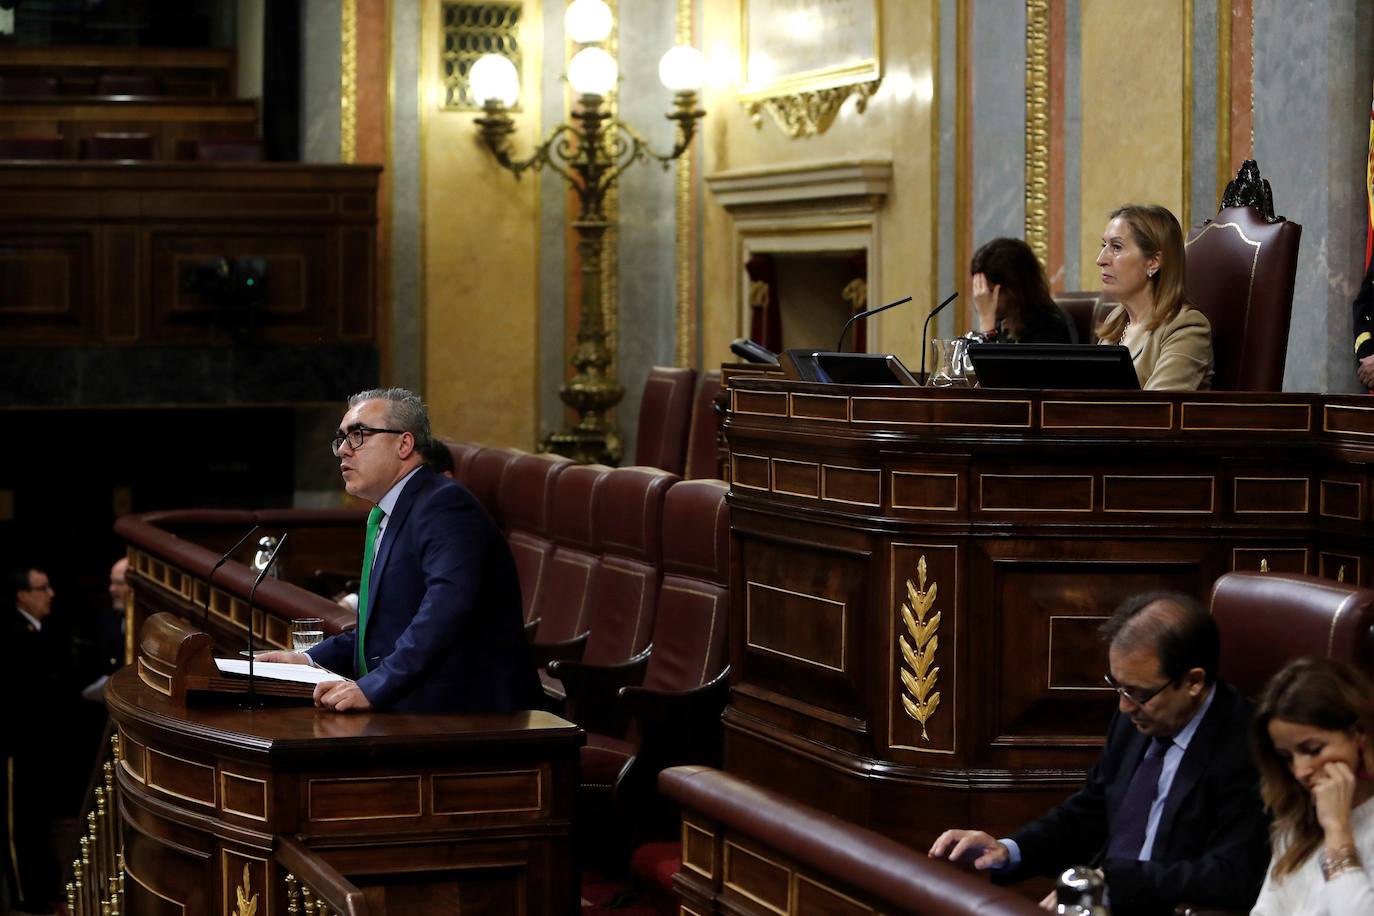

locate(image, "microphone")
[[918, 292, 960, 379], [244, 532, 288, 708], [199, 525, 260, 634], [835, 295, 914, 352]]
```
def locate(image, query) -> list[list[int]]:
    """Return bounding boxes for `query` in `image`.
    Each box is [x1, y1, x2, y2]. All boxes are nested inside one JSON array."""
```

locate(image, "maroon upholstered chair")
[[545, 466, 677, 713], [440, 439, 483, 482], [499, 451, 572, 628], [634, 366, 696, 474], [80, 132, 156, 161], [1054, 291, 1099, 345], [0, 136, 64, 159], [684, 370, 723, 480], [551, 478, 731, 854], [528, 464, 611, 665], [1185, 205, 1301, 391], [1210, 572, 1374, 699], [461, 445, 522, 528]]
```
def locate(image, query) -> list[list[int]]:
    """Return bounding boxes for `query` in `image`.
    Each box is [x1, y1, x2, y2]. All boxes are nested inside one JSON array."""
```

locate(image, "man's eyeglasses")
[[1103, 673, 1177, 708], [331, 425, 406, 457]]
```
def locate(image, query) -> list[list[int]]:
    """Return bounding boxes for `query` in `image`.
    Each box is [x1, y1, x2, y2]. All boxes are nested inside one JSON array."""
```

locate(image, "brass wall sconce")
[[470, 0, 705, 464]]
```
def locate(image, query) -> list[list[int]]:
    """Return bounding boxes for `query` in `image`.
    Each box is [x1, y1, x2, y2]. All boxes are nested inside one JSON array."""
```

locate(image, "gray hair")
[[348, 388, 432, 450]]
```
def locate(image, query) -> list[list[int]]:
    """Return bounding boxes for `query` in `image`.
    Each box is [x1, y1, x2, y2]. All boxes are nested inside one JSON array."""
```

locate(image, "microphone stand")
[[244, 532, 288, 709], [918, 292, 960, 380], [200, 525, 260, 635], [835, 296, 913, 352]]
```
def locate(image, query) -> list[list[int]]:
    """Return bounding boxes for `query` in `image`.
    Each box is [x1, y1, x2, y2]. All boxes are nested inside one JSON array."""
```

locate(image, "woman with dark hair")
[[1250, 657, 1374, 914], [968, 237, 1075, 343], [1093, 203, 1213, 390]]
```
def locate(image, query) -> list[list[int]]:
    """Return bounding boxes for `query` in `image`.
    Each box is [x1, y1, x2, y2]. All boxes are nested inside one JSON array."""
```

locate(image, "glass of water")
[[290, 617, 325, 652]]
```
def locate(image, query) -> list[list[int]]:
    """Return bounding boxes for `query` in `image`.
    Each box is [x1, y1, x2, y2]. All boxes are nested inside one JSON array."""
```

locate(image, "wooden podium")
[[106, 615, 582, 915], [721, 378, 1374, 849]]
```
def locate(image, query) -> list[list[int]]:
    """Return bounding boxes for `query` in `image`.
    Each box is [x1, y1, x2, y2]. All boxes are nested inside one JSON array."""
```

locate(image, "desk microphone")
[[199, 525, 260, 634], [244, 532, 288, 708], [918, 292, 960, 379], [835, 295, 914, 352]]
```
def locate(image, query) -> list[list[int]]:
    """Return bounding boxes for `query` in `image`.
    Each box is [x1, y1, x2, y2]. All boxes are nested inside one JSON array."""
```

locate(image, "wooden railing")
[[66, 733, 124, 916], [277, 838, 378, 916]]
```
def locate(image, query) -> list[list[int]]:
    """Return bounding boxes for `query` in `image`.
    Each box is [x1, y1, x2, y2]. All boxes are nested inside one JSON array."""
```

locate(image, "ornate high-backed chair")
[[1210, 572, 1374, 698], [1184, 202, 1301, 391]]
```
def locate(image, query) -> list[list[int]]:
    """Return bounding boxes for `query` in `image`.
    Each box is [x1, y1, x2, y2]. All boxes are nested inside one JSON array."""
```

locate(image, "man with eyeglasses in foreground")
[[258, 388, 540, 715], [928, 592, 1269, 915]]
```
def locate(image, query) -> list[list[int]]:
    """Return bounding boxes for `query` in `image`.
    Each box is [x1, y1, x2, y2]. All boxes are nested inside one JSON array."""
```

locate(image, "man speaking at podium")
[[260, 388, 540, 714]]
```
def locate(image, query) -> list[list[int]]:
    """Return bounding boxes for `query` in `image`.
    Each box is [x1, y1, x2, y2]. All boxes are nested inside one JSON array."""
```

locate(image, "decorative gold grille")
[[441, 2, 523, 110]]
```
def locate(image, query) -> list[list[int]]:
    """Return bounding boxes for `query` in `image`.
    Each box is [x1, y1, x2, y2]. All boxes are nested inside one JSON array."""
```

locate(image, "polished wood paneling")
[[0, 164, 378, 349], [308, 776, 422, 822], [431, 769, 543, 815]]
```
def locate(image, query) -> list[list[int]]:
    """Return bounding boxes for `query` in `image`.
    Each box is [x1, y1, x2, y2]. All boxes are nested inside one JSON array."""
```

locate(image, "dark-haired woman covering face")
[[1250, 657, 1374, 915], [968, 237, 1076, 344], [1094, 204, 1214, 390]]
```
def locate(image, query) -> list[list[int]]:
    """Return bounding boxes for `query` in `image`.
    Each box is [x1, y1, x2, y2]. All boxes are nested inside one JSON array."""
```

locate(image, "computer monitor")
[[780, 350, 920, 386], [967, 343, 1140, 390]]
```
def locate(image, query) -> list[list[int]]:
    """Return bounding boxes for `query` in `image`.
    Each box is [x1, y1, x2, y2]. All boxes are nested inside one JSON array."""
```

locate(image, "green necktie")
[[355, 505, 384, 678]]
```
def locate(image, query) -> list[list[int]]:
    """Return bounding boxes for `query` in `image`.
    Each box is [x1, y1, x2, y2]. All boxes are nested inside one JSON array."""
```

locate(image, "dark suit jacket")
[[308, 466, 541, 714], [996, 681, 1269, 915]]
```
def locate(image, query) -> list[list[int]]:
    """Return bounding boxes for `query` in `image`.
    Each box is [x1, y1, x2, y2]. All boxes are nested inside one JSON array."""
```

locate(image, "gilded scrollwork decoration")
[[899, 555, 942, 741], [739, 0, 881, 139], [1024, 0, 1050, 265]]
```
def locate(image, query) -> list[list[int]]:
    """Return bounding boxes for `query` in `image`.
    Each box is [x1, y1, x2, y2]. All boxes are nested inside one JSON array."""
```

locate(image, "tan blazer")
[[1096, 303, 1214, 391]]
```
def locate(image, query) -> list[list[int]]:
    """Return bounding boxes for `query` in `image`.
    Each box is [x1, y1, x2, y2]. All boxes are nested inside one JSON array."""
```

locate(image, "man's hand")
[[928, 829, 1009, 870], [314, 679, 373, 712], [255, 650, 310, 665], [1359, 354, 1374, 389]]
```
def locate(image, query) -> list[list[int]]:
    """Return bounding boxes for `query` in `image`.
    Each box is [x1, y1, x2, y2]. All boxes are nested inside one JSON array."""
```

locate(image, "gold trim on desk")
[[1323, 403, 1374, 436], [723, 839, 792, 915], [888, 542, 958, 755], [219, 770, 269, 822], [890, 470, 960, 511], [681, 819, 716, 879], [145, 747, 217, 807], [124, 862, 187, 914], [1047, 615, 1111, 691], [429, 768, 543, 815], [1041, 400, 1174, 431], [978, 475, 1094, 513], [1320, 479, 1363, 520], [789, 391, 851, 422], [307, 774, 423, 821], [745, 582, 847, 674], [771, 458, 820, 499], [795, 871, 875, 914], [820, 464, 882, 507], [850, 396, 1033, 428], [1232, 476, 1309, 515], [1102, 475, 1215, 514], [1181, 401, 1312, 432]]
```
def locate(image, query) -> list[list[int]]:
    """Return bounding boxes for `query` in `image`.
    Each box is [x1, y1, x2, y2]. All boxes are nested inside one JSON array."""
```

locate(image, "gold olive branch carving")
[[899, 555, 941, 741], [235, 863, 259, 916]]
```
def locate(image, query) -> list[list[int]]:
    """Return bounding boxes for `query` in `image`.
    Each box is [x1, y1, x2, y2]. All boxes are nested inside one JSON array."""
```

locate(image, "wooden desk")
[[106, 666, 582, 915], [721, 380, 1374, 847]]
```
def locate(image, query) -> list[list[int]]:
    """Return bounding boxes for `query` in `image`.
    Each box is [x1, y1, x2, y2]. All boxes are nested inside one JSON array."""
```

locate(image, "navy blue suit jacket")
[[996, 681, 1269, 915], [308, 466, 541, 713]]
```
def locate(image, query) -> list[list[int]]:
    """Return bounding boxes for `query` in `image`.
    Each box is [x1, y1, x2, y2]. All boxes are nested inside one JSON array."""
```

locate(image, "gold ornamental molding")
[[340, 0, 357, 163], [739, 0, 882, 139], [675, 0, 694, 367], [1024, 0, 1049, 264], [744, 81, 882, 139], [898, 556, 942, 741]]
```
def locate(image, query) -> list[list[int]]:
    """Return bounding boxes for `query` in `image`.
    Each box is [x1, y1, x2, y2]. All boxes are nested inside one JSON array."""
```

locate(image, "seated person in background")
[[968, 237, 1077, 343], [928, 591, 1269, 915], [1351, 258, 1374, 390], [1250, 657, 1374, 915], [1094, 204, 1214, 390]]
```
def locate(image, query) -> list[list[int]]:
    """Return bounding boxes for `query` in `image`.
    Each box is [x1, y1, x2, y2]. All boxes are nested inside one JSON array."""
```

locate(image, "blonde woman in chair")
[[1250, 657, 1374, 915], [1094, 204, 1214, 390]]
